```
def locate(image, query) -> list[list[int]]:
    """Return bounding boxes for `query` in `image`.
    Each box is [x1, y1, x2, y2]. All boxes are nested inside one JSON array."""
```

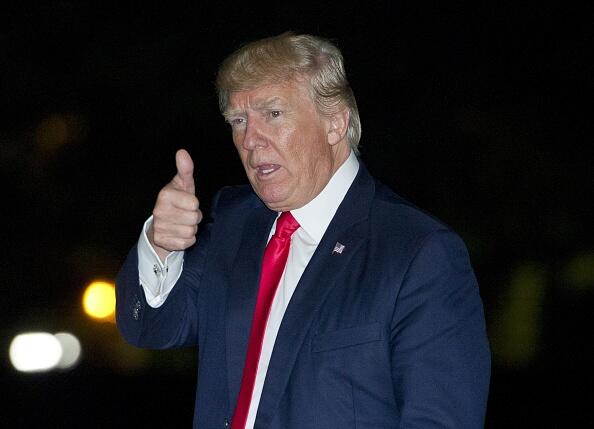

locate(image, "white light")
[[9, 332, 63, 372], [54, 332, 82, 369]]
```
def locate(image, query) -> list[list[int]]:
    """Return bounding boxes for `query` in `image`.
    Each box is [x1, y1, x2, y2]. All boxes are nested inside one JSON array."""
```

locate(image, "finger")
[[173, 149, 195, 194], [157, 187, 200, 211], [153, 206, 202, 226], [153, 235, 197, 252], [152, 223, 198, 242]]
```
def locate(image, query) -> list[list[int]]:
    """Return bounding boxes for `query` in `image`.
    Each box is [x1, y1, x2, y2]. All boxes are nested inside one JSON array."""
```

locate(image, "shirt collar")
[[290, 150, 359, 244]]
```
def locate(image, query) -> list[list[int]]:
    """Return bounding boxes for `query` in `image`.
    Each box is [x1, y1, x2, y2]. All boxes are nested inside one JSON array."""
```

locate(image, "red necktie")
[[231, 211, 300, 429]]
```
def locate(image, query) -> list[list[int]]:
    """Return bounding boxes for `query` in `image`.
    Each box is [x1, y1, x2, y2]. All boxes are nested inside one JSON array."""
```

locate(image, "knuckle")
[[157, 188, 170, 201], [183, 224, 197, 238], [189, 211, 200, 224], [185, 195, 198, 211], [152, 207, 164, 219]]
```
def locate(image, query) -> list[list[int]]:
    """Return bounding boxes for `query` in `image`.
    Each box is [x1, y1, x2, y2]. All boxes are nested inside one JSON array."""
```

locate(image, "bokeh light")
[[9, 332, 63, 372], [83, 281, 116, 320], [54, 332, 82, 369], [35, 115, 68, 152], [563, 252, 594, 291], [490, 263, 547, 367], [34, 113, 86, 153]]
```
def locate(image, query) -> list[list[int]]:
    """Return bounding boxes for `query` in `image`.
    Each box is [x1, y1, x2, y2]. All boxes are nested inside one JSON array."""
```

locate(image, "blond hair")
[[216, 32, 361, 152]]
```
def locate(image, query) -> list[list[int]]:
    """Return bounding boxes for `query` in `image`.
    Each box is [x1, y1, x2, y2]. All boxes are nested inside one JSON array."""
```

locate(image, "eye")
[[228, 117, 246, 128], [269, 110, 281, 118]]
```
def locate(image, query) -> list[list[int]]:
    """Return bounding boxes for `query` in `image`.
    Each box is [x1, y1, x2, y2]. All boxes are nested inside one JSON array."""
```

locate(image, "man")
[[116, 32, 490, 428]]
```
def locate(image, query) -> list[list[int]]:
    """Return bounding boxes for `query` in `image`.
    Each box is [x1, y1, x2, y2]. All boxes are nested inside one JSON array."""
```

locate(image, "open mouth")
[[256, 164, 281, 178]]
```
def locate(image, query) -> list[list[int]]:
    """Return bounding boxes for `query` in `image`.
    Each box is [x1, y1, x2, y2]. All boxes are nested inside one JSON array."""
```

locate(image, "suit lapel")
[[226, 204, 276, 410], [254, 164, 375, 428]]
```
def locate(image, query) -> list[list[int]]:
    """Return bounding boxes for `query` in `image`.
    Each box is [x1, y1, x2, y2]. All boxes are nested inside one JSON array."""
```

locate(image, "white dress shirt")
[[137, 150, 359, 428]]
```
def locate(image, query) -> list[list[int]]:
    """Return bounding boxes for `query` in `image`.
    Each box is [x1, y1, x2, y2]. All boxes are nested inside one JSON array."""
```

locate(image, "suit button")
[[132, 300, 141, 320], [223, 418, 230, 427]]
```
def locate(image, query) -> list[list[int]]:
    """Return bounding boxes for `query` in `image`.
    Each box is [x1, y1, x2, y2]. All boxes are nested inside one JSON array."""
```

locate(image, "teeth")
[[262, 168, 274, 174]]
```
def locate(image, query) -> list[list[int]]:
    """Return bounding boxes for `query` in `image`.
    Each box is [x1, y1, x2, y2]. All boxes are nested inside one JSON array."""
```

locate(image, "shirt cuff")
[[137, 216, 184, 308]]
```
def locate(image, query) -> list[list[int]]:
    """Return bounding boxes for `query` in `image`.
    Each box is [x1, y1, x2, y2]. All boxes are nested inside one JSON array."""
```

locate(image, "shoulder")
[[367, 180, 469, 261], [371, 181, 450, 235]]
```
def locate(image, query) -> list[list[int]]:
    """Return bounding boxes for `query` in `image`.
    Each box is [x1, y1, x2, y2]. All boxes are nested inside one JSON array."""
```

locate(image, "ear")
[[326, 107, 350, 146]]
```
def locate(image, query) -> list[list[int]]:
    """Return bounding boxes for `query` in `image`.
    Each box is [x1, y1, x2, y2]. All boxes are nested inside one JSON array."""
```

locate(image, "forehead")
[[226, 80, 314, 113]]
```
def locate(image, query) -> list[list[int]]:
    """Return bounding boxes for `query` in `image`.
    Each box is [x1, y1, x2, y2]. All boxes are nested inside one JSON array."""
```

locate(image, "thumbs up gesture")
[[148, 149, 203, 261]]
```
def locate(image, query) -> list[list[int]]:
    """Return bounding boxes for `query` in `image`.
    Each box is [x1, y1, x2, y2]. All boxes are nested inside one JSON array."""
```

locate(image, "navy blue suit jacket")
[[116, 164, 490, 428]]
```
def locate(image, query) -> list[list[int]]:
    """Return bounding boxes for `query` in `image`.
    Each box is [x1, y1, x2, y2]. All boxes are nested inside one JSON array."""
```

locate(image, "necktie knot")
[[274, 212, 300, 240]]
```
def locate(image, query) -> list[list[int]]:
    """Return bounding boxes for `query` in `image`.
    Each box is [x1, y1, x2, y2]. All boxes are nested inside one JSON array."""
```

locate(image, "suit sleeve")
[[115, 191, 221, 350], [390, 230, 491, 429]]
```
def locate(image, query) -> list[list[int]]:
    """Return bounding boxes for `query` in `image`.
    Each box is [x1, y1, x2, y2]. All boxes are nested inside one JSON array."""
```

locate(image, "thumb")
[[174, 149, 195, 194]]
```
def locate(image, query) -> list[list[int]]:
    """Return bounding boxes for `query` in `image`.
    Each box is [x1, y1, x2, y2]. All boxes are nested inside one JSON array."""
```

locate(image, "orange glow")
[[83, 281, 116, 321]]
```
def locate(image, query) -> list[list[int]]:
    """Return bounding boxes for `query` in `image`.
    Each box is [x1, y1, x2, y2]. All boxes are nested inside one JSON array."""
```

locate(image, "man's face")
[[225, 80, 344, 212]]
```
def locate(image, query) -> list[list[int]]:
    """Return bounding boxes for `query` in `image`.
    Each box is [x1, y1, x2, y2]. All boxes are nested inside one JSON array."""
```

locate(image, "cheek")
[[232, 135, 241, 151], [295, 134, 328, 171], [232, 138, 246, 159]]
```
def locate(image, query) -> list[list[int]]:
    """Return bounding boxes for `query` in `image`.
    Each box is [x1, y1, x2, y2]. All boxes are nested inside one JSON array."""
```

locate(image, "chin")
[[251, 179, 299, 210], [260, 196, 288, 211], [259, 192, 293, 211]]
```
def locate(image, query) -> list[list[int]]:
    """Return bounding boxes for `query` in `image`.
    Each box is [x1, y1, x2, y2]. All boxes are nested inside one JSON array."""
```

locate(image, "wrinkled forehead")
[[224, 79, 315, 115], [222, 71, 312, 103]]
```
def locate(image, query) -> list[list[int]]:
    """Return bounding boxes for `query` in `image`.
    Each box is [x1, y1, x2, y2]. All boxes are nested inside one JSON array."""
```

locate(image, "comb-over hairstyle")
[[216, 32, 361, 152]]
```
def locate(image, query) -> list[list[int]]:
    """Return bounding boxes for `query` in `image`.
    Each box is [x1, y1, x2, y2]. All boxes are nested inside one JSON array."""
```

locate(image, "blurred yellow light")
[[83, 281, 116, 320], [563, 252, 594, 291], [36, 115, 68, 151], [490, 263, 547, 367]]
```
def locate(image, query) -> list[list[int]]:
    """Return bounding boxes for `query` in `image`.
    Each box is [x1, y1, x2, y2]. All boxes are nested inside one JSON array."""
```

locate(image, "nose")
[[241, 118, 267, 150]]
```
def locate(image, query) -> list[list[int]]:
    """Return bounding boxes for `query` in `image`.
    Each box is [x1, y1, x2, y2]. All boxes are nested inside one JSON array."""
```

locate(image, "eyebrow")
[[223, 96, 285, 118], [254, 97, 283, 110]]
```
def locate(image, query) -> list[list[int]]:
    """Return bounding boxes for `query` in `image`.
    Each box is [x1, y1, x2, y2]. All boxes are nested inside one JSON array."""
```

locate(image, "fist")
[[149, 149, 203, 260]]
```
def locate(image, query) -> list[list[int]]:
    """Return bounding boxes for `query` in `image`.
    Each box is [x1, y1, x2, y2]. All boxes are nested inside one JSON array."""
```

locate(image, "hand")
[[148, 149, 203, 261]]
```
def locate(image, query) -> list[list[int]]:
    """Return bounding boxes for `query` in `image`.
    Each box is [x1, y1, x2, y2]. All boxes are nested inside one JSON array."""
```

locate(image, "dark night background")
[[2, 1, 592, 427]]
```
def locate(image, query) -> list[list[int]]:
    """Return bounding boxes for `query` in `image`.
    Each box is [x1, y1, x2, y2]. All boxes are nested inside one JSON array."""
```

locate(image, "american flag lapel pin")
[[332, 242, 345, 255]]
